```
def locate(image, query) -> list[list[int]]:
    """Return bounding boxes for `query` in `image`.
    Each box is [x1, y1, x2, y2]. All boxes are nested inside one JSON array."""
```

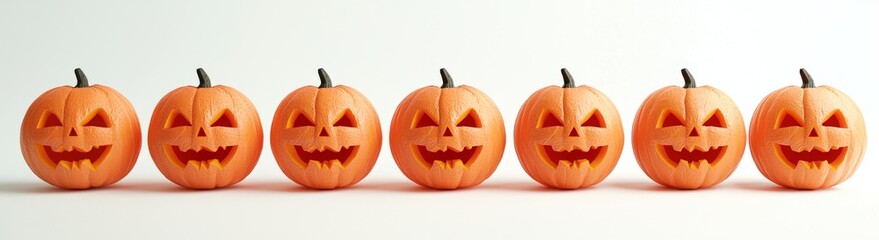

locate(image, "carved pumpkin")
[[270, 68, 382, 189], [20, 69, 141, 189], [750, 69, 866, 189], [514, 69, 624, 189], [632, 69, 746, 189], [390, 69, 505, 189], [148, 68, 263, 189]]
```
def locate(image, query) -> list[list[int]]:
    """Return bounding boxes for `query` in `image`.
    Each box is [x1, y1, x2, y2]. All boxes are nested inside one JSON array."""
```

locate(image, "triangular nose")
[[809, 128, 819, 137], [197, 128, 207, 137], [443, 128, 453, 137], [319, 128, 329, 137], [569, 128, 579, 137], [689, 128, 699, 137], [68, 128, 78, 137]]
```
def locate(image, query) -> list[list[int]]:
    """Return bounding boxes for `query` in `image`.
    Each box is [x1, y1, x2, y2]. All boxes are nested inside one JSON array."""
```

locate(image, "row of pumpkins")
[[20, 68, 865, 190]]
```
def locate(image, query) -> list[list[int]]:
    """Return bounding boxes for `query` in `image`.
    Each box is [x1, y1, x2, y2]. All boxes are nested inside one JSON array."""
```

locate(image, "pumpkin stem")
[[800, 68, 815, 88], [681, 68, 696, 88], [440, 68, 455, 88], [318, 68, 333, 88], [74, 68, 89, 88], [196, 68, 212, 88], [561, 68, 575, 88]]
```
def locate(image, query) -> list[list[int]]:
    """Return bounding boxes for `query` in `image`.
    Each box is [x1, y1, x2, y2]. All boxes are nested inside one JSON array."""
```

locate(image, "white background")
[[1, 0, 877, 239]]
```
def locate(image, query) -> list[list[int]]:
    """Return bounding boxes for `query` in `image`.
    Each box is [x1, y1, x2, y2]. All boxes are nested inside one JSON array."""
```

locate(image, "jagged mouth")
[[537, 145, 606, 169], [412, 145, 482, 168], [776, 144, 847, 169], [658, 145, 727, 167], [286, 145, 359, 168], [164, 145, 237, 169], [37, 145, 111, 170]]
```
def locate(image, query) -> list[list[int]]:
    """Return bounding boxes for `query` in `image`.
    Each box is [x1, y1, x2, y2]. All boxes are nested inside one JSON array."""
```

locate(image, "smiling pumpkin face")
[[515, 69, 624, 189], [20, 69, 141, 189], [750, 69, 865, 189], [271, 69, 382, 189], [632, 69, 746, 189], [390, 69, 505, 189], [148, 68, 263, 189]]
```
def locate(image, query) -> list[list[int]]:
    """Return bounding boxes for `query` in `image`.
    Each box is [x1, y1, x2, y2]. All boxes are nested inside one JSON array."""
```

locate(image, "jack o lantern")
[[270, 68, 382, 189], [148, 68, 263, 189], [632, 69, 745, 189], [750, 69, 866, 189], [514, 69, 624, 189], [390, 68, 505, 189], [20, 68, 141, 189]]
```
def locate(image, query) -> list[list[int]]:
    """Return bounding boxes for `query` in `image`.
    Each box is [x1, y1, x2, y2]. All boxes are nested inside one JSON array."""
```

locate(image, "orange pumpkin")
[[632, 69, 745, 189], [390, 68, 505, 189], [514, 69, 624, 189], [750, 69, 866, 189], [148, 68, 263, 189], [20, 68, 141, 189], [270, 69, 382, 189]]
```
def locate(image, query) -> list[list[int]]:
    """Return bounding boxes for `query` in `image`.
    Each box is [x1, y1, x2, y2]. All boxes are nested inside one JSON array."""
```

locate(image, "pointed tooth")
[[576, 159, 590, 169], [678, 160, 690, 168], [558, 160, 572, 168], [451, 159, 464, 169], [672, 145, 683, 152], [306, 160, 322, 169], [80, 159, 96, 171], [208, 159, 223, 170], [329, 159, 343, 168], [186, 160, 200, 169], [58, 161, 72, 170]]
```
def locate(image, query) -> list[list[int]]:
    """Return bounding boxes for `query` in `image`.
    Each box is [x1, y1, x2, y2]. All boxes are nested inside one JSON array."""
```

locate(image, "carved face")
[[750, 69, 865, 189], [632, 69, 746, 189], [270, 69, 382, 189], [148, 69, 263, 189], [514, 69, 624, 189], [21, 69, 141, 189], [389, 69, 505, 189]]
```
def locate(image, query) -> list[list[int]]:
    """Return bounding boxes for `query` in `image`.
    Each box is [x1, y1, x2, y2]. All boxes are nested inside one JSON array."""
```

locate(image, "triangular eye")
[[661, 112, 684, 127], [457, 110, 481, 128], [167, 112, 191, 128], [777, 112, 802, 128], [702, 110, 726, 128], [290, 113, 315, 128], [84, 110, 110, 128], [822, 111, 846, 128], [414, 112, 438, 128], [211, 110, 236, 127], [334, 110, 357, 127], [540, 112, 564, 128], [582, 111, 605, 128], [40, 112, 63, 128]]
